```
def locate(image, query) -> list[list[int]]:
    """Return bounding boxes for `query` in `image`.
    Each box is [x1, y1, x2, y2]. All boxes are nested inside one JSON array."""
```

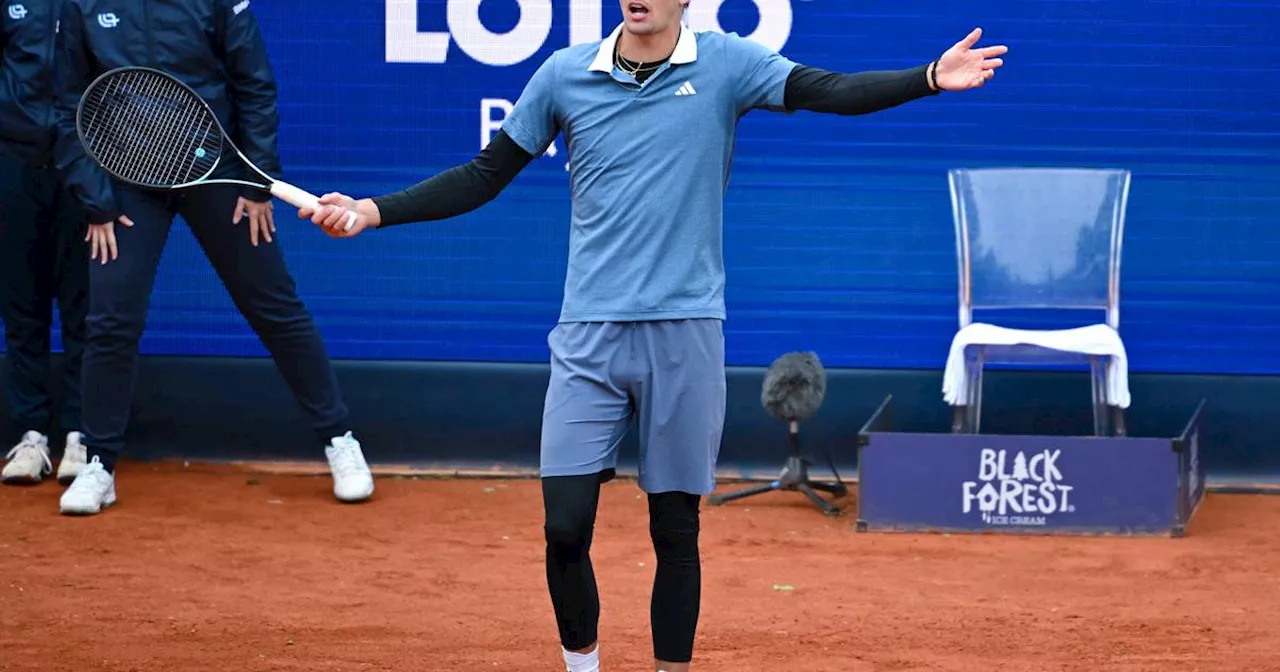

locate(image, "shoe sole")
[[336, 486, 375, 504], [2, 475, 45, 486], [60, 498, 117, 516]]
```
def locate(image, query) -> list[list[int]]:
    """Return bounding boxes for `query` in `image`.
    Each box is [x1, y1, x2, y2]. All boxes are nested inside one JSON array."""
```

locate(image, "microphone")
[[709, 351, 847, 515], [761, 351, 826, 437]]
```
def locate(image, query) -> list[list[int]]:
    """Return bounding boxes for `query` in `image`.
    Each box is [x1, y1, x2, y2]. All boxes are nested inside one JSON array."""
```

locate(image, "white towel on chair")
[[941, 323, 1131, 409]]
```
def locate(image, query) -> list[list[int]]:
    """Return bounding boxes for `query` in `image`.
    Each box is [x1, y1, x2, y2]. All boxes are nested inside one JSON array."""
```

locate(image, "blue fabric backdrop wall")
[[27, 1, 1280, 374]]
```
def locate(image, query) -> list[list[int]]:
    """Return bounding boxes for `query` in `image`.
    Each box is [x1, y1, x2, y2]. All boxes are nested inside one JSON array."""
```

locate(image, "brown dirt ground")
[[1, 461, 1278, 671]]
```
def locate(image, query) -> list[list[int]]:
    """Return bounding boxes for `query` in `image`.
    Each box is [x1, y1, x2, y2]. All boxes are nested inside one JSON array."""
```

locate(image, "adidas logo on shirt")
[[674, 81, 697, 96]]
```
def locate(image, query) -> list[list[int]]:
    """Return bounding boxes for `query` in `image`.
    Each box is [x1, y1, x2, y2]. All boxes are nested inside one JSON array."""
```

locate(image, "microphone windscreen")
[[760, 351, 826, 421]]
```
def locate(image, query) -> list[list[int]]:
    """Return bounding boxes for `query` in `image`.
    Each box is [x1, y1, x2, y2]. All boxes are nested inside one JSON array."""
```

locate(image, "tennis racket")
[[76, 66, 355, 230]]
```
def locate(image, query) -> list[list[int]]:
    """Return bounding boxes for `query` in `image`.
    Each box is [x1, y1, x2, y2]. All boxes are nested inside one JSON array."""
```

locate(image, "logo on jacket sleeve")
[[7, 4, 27, 20], [97, 12, 119, 28]]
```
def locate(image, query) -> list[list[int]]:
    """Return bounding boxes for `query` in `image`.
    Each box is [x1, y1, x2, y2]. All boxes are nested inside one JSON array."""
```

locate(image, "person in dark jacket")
[[50, 0, 375, 515], [0, 0, 90, 486]]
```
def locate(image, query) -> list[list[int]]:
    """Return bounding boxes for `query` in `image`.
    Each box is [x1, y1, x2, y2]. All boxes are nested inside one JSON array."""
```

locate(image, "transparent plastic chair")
[[946, 167, 1132, 436]]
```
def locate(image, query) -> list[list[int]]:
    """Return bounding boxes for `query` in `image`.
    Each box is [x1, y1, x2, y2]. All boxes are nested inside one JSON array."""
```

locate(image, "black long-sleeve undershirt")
[[784, 63, 937, 115], [372, 132, 533, 228], [371, 63, 938, 228]]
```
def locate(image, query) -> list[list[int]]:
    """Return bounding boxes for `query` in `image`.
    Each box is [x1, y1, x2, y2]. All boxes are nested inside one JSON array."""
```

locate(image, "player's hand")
[[85, 214, 135, 264], [933, 28, 1007, 91], [299, 192, 378, 238], [233, 197, 276, 246]]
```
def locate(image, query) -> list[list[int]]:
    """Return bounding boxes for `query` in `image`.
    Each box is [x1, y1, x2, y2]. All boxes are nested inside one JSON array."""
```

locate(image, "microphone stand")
[[708, 417, 848, 516]]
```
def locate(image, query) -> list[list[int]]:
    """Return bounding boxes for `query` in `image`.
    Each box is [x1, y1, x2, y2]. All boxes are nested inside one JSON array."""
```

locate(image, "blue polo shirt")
[[501, 24, 798, 323]]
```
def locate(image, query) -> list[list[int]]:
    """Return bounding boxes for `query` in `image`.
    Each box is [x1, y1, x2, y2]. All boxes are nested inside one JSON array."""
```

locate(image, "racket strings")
[[78, 69, 223, 188], [98, 74, 177, 178], [90, 73, 174, 175]]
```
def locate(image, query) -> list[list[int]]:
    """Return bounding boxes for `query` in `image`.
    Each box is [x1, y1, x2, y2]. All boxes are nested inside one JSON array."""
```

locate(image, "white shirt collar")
[[588, 22, 698, 72]]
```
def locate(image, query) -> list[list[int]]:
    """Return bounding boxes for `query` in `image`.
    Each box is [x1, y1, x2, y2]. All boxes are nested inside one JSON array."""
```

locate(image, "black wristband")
[[928, 61, 940, 91]]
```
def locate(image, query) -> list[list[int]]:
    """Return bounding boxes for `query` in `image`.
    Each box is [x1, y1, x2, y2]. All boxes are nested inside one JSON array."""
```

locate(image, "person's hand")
[[86, 214, 135, 264], [233, 197, 276, 246], [297, 192, 378, 238], [933, 28, 1007, 91]]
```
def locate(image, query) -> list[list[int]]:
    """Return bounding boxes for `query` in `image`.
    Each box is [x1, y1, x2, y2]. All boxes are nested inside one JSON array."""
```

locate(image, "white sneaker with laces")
[[2, 431, 52, 485], [59, 456, 116, 515], [57, 432, 87, 485], [325, 431, 374, 503]]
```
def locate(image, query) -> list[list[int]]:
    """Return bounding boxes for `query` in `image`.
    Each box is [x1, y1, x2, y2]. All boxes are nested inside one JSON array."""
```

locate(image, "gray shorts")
[[540, 319, 726, 495]]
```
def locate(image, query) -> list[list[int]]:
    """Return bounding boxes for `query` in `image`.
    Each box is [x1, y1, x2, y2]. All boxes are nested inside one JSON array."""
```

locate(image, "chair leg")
[[1113, 406, 1127, 437], [1105, 357, 1127, 437], [963, 348, 985, 434], [1089, 355, 1100, 436], [1089, 355, 1112, 437], [1089, 356, 1130, 438]]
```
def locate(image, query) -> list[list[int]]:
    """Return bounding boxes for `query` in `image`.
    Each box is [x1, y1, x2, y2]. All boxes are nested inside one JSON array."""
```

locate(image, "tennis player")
[[49, 0, 375, 515], [304, 2, 1006, 669], [0, 0, 90, 486]]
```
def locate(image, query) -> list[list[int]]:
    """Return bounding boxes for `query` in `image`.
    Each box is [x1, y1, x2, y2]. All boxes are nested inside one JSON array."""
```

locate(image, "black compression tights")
[[543, 474, 702, 663]]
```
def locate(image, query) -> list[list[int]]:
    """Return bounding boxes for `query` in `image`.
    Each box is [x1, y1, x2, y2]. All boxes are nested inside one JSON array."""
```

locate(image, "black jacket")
[[0, 0, 63, 163], [53, 0, 281, 223]]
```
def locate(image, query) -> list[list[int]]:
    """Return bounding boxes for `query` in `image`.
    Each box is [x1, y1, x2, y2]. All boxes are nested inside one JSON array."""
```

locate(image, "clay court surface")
[[2, 463, 1278, 671]]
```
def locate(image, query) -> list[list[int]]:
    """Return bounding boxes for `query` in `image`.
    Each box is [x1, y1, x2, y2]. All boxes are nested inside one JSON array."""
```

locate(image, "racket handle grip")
[[270, 180, 358, 232]]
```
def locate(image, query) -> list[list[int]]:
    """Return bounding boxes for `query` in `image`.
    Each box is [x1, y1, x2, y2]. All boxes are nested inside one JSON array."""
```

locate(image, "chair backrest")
[[949, 167, 1130, 329]]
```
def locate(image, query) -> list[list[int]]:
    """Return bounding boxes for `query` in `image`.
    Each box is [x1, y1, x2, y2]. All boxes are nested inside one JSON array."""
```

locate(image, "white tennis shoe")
[[2, 431, 52, 485], [60, 456, 116, 515], [57, 432, 87, 485], [325, 431, 374, 503]]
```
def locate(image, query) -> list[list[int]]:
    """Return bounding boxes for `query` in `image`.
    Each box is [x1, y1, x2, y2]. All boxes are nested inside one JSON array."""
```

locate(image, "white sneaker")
[[59, 456, 117, 515], [57, 432, 87, 485], [2, 431, 52, 485], [325, 431, 374, 503]]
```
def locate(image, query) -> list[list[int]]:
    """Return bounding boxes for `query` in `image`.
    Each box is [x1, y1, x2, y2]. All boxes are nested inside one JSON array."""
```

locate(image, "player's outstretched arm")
[[301, 130, 536, 237], [784, 28, 1007, 115], [783, 64, 937, 116]]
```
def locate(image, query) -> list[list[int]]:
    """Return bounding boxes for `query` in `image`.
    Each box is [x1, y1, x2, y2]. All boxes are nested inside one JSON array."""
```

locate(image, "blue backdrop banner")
[[29, 1, 1280, 373]]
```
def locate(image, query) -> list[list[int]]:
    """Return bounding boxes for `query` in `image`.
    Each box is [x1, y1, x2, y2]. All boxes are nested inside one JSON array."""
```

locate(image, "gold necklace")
[[614, 42, 662, 78]]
